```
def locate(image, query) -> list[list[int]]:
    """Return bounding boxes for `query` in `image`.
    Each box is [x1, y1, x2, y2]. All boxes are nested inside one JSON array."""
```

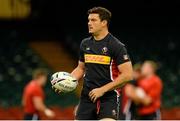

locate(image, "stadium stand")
[[0, 30, 78, 119]]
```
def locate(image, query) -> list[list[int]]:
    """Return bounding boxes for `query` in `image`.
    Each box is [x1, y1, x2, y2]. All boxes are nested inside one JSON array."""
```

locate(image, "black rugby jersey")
[[79, 33, 130, 90]]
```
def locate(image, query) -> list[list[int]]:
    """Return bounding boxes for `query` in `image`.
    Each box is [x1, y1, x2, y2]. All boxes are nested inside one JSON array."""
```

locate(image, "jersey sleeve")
[[148, 79, 162, 100], [32, 87, 44, 99], [112, 41, 130, 65], [79, 40, 85, 62]]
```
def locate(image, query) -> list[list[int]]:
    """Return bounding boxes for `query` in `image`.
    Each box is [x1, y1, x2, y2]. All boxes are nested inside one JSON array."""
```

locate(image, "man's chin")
[[89, 31, 96, 35], [89, 31, 93, 34]]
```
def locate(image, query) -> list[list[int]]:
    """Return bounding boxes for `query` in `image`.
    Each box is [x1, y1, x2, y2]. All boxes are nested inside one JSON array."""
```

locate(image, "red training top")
[[137, 75, 162, 115], [22, 80, 45, 114]]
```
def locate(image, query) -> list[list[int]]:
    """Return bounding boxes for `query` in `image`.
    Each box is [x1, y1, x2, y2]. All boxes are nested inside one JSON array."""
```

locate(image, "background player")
[[119, 63, 142, 120], [54, 7, 133, 120], [125, 60, 163, 120], [22, 69, 55, 120]]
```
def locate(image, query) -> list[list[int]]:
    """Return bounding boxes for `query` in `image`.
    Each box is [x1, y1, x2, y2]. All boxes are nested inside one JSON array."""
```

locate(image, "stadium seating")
[[0, 30, 78, 107]]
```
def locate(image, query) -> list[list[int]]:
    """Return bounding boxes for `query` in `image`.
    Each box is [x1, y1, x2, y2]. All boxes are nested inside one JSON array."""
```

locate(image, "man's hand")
[[52, 86, 61, 94], [125, 84, 135, 97], [89, 88, 105, 103], [44, 108, 55, 118]]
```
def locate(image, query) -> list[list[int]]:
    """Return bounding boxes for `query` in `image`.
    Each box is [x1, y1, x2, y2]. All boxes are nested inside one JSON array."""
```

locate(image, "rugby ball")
[[50, 72, 78, 92]]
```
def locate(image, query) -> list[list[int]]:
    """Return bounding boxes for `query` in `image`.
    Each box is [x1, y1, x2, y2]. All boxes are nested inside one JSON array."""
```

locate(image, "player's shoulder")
[[81, 36, 92, 45], [30, 81, 41, 91], [153, 75, 162, 83], [109, 33, 125, 47]]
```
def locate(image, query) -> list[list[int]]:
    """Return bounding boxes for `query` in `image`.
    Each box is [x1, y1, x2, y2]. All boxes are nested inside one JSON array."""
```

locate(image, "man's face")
[[141, 63, 153, 76], [133, 70, 141, 80], [88, 14, 105, 35], [39, 75, 47, 86]]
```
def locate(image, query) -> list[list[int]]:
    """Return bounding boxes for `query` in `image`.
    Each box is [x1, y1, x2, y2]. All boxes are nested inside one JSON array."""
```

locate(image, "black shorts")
[[24, 113, 40, 120], [76, 93, 119, 120]]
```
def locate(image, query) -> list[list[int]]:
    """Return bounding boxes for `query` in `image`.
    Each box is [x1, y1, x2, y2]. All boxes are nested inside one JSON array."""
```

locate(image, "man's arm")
[[89, 61, 133, 102], [101, 61, 133, 91], [71, 61, 85, 81], [71, 39, 86, 80], [125, 84, 152, 105], [33, 97, 55, 118]]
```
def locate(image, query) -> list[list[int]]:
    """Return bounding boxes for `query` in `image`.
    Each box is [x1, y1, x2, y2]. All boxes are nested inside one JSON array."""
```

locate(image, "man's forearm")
[[127, 87, 152, 105], [127, 90, 142, 105], [101, 74, 132, 93], [71, 61, 85, 81], [35, 101, 47, 112], [100, 61, 133, 93], [33, 97, 50, 114], [71, 67, 84, 81]]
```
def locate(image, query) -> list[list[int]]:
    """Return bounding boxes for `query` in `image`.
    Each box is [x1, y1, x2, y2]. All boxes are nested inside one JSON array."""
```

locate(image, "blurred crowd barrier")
[[0, 106, 179, 120]]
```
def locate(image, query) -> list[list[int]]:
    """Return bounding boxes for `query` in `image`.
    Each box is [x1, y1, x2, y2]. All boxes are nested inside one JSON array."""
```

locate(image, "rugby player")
[[120, 63, 142, 120], [22, 69, 55, 120], [55, 7, 133, 120], [125, 61, 162, 120]]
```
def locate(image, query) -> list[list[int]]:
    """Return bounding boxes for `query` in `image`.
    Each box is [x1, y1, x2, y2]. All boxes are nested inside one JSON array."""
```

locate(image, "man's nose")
[[88, 21, 91, 26]]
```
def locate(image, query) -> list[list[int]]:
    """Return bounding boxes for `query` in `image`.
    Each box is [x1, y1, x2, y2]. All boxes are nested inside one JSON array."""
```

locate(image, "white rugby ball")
[[50, 72, 78, 92]]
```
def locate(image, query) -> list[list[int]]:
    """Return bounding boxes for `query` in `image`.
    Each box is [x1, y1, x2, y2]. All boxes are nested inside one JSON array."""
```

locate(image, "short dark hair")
[[88, 7, 112, 26], [32, 68, 47, 79]]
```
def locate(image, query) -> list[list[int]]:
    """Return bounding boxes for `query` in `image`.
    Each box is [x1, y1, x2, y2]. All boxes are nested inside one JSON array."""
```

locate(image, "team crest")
[[102, 47, 108, 55]]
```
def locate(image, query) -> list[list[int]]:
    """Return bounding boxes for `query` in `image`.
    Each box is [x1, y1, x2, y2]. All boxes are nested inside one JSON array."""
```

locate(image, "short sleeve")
[[112, 41, 130, 65], [32, 87, 44, 99], [148, 79, 162, 99], [79, 41, 85, 62]]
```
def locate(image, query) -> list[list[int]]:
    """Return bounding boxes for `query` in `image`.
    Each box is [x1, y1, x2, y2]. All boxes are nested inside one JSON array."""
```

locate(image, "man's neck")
[[145, 73, 155, 79], [93, 29, 109, 41], [34, 79, 41, 86]]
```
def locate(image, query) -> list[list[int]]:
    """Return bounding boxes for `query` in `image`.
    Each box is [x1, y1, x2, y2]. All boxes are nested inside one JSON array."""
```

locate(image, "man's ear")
[[102, 20, 108, 26]]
